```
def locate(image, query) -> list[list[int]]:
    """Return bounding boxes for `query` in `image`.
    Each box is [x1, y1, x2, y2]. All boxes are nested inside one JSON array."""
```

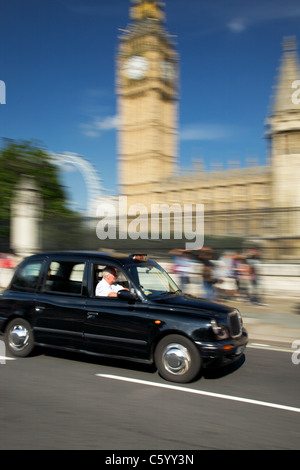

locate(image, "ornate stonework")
[[117, 2, 300, 257], [117, 0, 178, 207]]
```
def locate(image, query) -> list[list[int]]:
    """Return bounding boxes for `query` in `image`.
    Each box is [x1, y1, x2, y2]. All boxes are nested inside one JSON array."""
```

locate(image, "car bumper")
[[195, 329, 248, 368]]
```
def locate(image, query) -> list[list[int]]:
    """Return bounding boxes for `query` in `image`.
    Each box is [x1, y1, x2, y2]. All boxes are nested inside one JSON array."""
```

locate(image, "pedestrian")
[[237, 257, 252, 301], [176, 251, 192, 292], [200, 248, 217, 300], [247, 252, 266, 305], [215, 253, 238, 300]]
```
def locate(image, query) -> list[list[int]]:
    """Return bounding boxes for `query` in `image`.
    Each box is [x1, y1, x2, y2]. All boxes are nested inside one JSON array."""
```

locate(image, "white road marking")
[[248, 343, 293, 353], [96, 373, 300, 414], [0, 356, 16, 361]]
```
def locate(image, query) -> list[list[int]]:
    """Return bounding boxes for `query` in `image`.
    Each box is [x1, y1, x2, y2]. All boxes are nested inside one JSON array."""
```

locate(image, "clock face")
[[161, 60, 176, 82], [123, 56, 149, 80]]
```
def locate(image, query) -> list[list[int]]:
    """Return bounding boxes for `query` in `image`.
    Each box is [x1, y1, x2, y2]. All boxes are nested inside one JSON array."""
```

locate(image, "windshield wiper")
[[159, 290, 181, 296]]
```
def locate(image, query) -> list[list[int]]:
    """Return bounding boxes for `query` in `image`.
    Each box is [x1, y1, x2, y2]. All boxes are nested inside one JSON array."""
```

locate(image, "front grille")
[[228, 310, 242, 338]]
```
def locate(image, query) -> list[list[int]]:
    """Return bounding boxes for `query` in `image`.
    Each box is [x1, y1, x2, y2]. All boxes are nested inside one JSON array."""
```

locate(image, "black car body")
[[0, 251, 247, 382]]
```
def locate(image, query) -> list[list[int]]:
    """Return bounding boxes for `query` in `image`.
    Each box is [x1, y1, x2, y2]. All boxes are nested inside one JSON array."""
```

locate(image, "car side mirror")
[[117, 290, 138, 302]]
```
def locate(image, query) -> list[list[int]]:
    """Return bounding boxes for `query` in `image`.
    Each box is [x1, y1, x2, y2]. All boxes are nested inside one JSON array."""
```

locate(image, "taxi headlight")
[[211, 319, 230, 340]]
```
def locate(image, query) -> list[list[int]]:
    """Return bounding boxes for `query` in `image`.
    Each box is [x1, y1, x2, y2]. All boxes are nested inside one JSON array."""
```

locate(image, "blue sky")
[[1, 0, 300, 213]]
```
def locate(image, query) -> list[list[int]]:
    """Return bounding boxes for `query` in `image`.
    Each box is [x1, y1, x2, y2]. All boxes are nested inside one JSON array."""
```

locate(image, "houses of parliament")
[[115, 0, 300, 259]]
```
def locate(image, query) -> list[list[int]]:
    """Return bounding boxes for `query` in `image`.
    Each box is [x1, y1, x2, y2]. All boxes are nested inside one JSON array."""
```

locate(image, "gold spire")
[[130, 0, 165, 23]]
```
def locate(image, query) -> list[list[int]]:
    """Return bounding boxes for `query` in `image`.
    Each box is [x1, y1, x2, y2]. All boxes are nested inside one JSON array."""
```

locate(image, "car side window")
[[11, 261, 43, 292], [43, 261, 86, 296]]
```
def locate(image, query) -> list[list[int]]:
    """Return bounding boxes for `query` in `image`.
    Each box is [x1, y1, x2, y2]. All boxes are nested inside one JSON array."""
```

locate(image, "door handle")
[[87, 312, 99, 319], [35, 306, 45, 312]]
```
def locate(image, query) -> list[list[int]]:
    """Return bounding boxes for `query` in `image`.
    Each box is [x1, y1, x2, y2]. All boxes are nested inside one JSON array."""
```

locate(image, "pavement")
[[222, 295, 300, 347]]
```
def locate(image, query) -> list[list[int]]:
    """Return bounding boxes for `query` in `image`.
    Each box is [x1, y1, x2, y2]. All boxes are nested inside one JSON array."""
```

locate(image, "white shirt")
[[95, 278, 124, 297]]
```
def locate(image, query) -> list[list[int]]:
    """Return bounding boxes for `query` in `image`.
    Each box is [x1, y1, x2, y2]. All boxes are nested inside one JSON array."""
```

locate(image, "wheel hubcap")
[[9, 325, 29, 350], [162, 343, 191, 375]]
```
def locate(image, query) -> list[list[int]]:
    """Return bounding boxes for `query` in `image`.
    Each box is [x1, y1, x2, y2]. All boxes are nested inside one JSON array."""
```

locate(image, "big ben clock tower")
[[117, 0, 179, 207]]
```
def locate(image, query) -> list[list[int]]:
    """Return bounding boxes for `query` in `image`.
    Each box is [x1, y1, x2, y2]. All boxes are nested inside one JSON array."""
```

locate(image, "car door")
[[32, 257, 87, 350], [3, 257, 45, 328], [83, 261, 154, 361]]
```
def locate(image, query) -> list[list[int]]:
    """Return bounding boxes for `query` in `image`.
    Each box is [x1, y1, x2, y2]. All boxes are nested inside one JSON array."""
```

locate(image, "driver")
[[95, 267, 127, 297]]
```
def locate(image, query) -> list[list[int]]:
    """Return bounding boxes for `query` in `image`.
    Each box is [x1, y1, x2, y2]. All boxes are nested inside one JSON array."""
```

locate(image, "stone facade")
[[117, 1, 300, 258], [117, 0, 178, 204]]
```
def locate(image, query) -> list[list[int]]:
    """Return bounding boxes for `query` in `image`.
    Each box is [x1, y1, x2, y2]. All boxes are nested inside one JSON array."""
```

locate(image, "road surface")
[[0, 342, 299, 450]]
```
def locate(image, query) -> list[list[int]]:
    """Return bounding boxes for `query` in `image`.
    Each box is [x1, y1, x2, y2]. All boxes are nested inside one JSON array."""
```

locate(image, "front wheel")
[[154, 334, 201, 383], [5, 318, 35, 357]]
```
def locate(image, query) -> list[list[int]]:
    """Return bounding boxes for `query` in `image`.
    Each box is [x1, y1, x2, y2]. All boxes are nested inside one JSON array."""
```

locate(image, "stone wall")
[[256, 264, 300, 297]]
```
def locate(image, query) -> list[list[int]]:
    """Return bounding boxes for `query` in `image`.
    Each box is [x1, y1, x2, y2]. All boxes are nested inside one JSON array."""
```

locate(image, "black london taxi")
[[0, 251, 247, 383]]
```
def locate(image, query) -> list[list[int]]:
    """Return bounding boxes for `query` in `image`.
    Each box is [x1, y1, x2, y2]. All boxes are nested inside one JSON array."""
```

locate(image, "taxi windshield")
[[128, 262, 180, 298]]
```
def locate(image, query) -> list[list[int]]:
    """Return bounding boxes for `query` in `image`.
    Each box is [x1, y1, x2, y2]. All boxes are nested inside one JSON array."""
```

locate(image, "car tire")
[[154, 334, 201, 383], [5, 318, 35, 357]]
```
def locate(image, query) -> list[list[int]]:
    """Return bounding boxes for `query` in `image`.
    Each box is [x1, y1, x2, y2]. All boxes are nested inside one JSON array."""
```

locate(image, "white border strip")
[[96, 374, 300, 414], [248, 343, 293, 353]]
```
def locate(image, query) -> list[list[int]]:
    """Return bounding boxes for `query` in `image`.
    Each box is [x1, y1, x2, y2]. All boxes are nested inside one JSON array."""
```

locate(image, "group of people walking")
[[171, 248, 263, 304], [212, 252, 262, 303]]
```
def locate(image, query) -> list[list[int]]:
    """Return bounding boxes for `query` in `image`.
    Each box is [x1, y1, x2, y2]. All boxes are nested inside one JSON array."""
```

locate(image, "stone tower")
[[268, 38, 300, 208], [10, 176, 43, 257], [117, 0, 179, 207], [267, 37, 300, 241]]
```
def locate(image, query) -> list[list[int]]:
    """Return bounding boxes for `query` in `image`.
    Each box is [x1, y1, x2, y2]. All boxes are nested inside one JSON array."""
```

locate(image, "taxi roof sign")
[[130, 254, 148, 261]]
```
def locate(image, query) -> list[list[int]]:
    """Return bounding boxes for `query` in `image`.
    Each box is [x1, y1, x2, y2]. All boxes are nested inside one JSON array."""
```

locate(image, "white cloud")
[[80, 114, 120, 138], [180, 123, 239, 141], [225, 0, 300, 33], [95, 115, 120, 131], [227, 18, 246, 33]]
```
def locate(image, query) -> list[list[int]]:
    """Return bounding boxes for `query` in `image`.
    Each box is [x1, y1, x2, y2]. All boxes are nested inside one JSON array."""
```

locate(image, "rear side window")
[[11, 261, 43, 292], [43, 261, 86, 296]]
